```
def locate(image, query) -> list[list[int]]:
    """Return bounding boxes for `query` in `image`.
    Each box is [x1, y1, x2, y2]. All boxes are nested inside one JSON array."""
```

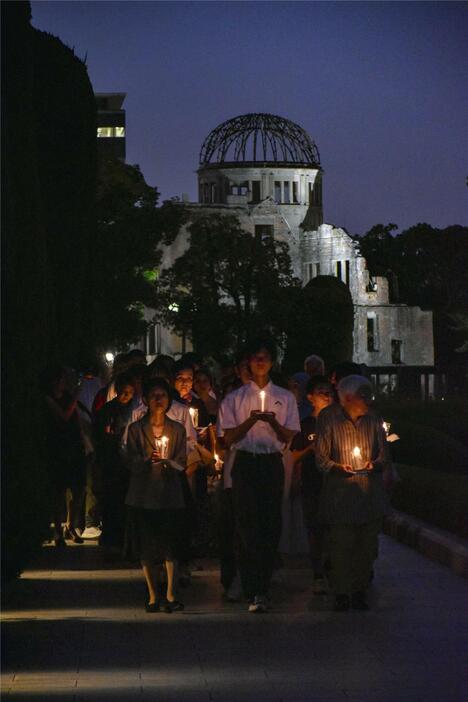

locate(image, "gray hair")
[[337, 375, 372, 401], [304, 354, 325, 375]]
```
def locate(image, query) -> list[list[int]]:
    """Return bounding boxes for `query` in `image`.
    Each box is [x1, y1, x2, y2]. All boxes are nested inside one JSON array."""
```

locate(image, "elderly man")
[[315, 375, 391, 611], [304, 354, 325, 378]]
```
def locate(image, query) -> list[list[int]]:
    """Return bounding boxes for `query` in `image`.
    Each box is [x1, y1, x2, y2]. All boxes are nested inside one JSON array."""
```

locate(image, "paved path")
[[2, 536, 467, 702]]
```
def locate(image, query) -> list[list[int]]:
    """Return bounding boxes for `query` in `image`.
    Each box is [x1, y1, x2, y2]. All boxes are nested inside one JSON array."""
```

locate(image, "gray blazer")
[[125, 414, 187, 510]]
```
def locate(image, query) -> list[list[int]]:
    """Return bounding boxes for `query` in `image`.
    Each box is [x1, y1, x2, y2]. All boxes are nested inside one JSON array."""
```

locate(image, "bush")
[[380, 399, 468, 449], [391, 463, 468, 539], [384, 417, 468, 475]]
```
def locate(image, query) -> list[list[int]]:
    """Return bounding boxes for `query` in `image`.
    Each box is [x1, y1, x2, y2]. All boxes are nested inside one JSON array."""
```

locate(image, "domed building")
[[147, 113, 436, 396]]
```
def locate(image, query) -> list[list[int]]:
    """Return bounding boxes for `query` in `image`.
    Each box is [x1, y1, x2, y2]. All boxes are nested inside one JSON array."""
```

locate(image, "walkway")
[[2, 536, 467, 701]]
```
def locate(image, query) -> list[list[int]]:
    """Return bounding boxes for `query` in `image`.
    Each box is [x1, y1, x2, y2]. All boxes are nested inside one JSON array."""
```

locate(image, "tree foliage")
[[92, 159, 187, 351], [2, 1, 96, 579], [358, 222, 468, 380], [283, 276, 354, 373], [153, 213, 300, 358]]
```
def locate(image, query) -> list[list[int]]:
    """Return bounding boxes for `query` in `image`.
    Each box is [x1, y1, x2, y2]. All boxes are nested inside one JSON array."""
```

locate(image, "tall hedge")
[[284, 275, 354, 373], [1, 2, 97, 580]]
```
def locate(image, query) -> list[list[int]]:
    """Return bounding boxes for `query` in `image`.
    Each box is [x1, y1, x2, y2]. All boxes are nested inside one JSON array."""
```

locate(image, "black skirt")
[[123, 506, 185, 563]]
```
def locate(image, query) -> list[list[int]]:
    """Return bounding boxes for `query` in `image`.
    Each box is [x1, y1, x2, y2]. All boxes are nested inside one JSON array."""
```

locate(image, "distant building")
[[145, 112, 437, 396], [95, 93, 126, 160]]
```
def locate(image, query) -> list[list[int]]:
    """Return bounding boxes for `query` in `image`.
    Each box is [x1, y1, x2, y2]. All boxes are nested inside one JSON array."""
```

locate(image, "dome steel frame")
[[199, 113, 320, 167]]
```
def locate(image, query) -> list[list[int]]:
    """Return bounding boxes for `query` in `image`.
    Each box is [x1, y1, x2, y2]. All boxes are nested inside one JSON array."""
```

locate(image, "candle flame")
[[161, 436, 168, 445], [352, 446, 361, 457]]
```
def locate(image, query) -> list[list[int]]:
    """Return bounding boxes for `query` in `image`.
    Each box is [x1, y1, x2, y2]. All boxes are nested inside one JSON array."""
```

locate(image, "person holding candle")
[[124, 377, 187, 613], [290, 376, 335, 593], [315, 375, 391, 611], [218, 338, 300, 613]]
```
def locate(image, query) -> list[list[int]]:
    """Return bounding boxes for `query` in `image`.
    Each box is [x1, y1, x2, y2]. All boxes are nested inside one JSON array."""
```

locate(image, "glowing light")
[[352, 446, 362, 458], [105, 352, 114, 363], [155, 435, 169, 459], [168, 302, 179, 313], [189, 407, 199, 427], [259, 390, 266, 412]]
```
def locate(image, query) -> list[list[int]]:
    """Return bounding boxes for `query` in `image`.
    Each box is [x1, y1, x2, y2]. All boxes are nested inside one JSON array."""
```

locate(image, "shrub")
[[391, 464, 468, 539]]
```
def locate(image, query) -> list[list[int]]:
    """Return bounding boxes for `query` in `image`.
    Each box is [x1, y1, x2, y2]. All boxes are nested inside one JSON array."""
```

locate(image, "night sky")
[[31, 1, 467, 235]]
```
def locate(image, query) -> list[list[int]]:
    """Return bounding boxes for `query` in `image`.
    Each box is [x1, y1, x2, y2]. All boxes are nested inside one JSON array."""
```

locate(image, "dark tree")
[[153, 213, 300, 358], [283, 276, 354, 373], [1, 2, 96, 579], [92, 159, 187, 351], [358, 222, 468, 389]]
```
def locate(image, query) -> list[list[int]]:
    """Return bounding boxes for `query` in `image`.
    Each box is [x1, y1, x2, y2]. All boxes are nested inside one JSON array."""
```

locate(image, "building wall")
[[155, 172, 434, 369], [300, 224, 434, 366]]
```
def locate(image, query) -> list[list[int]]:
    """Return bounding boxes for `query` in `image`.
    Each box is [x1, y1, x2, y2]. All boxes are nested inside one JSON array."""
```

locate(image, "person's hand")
[[364, 461, 374, 471], [151, 449, 161, 463], [253, 411, 276, 424], [339, 463, 355, 474]]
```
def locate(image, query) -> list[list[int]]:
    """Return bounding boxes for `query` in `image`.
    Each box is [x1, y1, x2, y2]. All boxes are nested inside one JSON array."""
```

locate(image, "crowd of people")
[[43, 339, 392, 614]]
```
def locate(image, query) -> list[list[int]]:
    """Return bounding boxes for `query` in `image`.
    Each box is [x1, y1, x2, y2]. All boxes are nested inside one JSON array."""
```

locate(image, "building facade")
[[146, 113, 435, 393], [95, 92, 126, 161]]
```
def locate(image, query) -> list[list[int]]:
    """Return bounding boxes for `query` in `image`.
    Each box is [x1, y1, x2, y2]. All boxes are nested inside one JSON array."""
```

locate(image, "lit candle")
[[214, 453, 223, 471], [351, 445, 364, 471], [259, 390, 266, 412], [189, 407, 199, 427], [155, 435, 169, 459], [383, 421, 391, 436]]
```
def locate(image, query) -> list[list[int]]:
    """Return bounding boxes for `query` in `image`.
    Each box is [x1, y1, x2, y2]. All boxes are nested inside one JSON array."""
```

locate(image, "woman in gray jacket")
[[124, 377, 187, 613]]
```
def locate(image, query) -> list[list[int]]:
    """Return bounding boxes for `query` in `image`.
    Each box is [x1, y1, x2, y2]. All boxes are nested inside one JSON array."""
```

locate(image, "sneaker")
[[81, 526, 102, 539], [226, 575, 242, 602], [248, 596, 268, 613]]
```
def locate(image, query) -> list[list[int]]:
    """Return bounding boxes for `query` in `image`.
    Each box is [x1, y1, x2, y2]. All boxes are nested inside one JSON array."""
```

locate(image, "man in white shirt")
[[218, 339, 300, 612]]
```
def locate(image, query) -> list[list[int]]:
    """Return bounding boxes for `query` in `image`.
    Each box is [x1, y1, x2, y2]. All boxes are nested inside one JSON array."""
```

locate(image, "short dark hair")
[[246, 337, 277, 363], [141, 377, 173, 408], [128, 348, 147, 362], [306, 375, 333, 395], [174, 360, 194, 376], [114, 371, 136, 395], [194, 366, 213, 386], [127, 363, 147, 381]]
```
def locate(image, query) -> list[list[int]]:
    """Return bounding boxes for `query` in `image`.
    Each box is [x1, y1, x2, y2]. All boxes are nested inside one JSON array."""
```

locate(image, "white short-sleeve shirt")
[[218, 380, 300, 455]]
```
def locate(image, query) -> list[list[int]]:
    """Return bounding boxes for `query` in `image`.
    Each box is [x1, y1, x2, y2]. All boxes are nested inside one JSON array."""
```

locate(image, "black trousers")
[[215, 487, 237, 590], [231, 451, 284, 598]]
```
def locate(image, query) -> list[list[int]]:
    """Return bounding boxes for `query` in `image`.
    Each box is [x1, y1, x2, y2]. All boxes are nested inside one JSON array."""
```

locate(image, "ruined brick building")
[[144, 113, 436, 395]]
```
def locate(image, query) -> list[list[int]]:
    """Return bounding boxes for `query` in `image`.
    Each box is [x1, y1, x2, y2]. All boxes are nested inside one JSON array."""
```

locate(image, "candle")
[[259, 390, 266, 412], [155, 435, 169, 459], [214, 453, 223, 471], [383, 421, 391, 436], [351, 445, 365, 472], [189, 407, 199, 427]]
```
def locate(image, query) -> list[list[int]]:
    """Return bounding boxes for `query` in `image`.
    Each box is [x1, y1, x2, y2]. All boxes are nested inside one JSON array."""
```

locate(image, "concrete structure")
[[145, 113, 435, 394], [95, 92, 126, 161]]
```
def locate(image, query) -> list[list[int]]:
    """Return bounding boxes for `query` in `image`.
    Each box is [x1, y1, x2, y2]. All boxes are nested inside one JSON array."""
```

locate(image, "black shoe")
[[334, 594, 350, 612], [351, 591, 369, 610], [166, 599, 184, 612], [145, 601, 161, 613], [63, 526, 84, 544]]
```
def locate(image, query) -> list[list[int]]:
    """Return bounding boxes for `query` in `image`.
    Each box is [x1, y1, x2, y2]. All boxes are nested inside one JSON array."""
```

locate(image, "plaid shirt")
[[315, 404, 391, 524]]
